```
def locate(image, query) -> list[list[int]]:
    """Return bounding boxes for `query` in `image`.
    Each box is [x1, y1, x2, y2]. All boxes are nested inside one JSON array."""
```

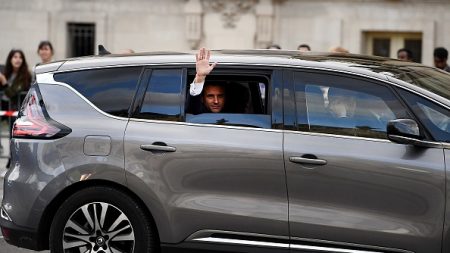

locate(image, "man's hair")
[[203, 82, 226, 96], [329, 46, 349, 53], [297, 44, 311, 51], [397, 48, 413, 59], [37, 40, 54, 53], [434, 47, 448, 59], [266, 44, 281, 49], [204, 82, 225, 89]]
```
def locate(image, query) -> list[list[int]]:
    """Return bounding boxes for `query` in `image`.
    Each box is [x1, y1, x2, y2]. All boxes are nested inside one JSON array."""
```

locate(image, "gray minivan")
[[1, 50, 450, 253]]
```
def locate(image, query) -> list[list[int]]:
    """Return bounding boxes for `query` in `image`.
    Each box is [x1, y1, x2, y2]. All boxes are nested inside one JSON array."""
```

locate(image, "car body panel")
[[284, 131, 445, 253], [1, 51, 450, 252], [124, 120, 288, 243], [2, 82, 128, 230], [442, 148, 450, 253]]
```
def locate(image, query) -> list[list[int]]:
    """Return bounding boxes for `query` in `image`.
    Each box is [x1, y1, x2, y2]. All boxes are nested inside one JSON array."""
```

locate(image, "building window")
[[373, 38, 391, 58], [68, 23, 96, 57], [364, 32, 422, 63]]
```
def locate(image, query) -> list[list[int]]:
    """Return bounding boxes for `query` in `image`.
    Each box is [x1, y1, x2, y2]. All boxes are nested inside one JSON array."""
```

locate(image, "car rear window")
[[54, 67, 142, 117]]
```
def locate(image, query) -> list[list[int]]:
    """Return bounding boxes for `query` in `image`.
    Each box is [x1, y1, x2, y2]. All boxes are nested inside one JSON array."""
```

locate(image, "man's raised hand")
[[195, 47, 217, 83]]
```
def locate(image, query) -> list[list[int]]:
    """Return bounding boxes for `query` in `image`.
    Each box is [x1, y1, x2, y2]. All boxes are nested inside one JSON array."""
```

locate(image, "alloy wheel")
[[62, 202, 135, 253]]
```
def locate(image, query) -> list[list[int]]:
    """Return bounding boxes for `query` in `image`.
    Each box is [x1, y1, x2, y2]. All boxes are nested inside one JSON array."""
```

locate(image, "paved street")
[[0, 131, 49, 253]]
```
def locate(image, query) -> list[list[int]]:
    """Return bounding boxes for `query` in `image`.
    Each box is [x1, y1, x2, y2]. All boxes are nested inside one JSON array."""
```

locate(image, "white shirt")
[[189, 80, 205, 96]]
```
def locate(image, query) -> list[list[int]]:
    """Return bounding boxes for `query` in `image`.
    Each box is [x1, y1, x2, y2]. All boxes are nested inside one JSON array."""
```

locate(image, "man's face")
[[298, 46, 310, 52], [38, 45, 53, 63], [434, 57, 448, 69], [203, 85, 225, 113], [397, 51, 410, 61]]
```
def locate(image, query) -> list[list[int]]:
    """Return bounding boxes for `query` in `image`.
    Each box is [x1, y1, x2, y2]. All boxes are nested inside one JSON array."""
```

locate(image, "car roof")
[[36, 49, 424, 76], [35, 50, 450, 107]]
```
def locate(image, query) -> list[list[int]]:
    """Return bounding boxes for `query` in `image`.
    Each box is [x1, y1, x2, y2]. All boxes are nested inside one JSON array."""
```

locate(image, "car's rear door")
[[283, 70, 445, 253], [123, 67, 289, 252]]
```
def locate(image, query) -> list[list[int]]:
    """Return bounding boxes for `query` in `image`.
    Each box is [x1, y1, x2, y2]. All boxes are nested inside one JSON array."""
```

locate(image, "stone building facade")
[[0, 0, 449, 66]]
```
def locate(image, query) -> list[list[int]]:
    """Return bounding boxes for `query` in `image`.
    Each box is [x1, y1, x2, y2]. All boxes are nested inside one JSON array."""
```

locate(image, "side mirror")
[[387, 119, 421, 139], [387, 119, 441, 148]]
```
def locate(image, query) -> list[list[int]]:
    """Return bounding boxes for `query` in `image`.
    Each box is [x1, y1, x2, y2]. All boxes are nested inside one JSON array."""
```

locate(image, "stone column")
[[255, 0, 274, 49], [184, 0, 203, 50]]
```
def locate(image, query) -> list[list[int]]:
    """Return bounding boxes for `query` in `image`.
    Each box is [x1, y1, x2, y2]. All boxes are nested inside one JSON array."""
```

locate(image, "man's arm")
[[189, 75, 205, 96], [190, 48, 217, 96]]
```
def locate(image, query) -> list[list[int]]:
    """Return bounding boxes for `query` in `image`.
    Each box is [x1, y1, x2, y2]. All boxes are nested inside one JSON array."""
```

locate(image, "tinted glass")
[[394, 66, 450, 101], [294, 72, 408, 139], [397, 88, 450, 142], [139, 69, 182, 121], [54, 67, 142, 117]]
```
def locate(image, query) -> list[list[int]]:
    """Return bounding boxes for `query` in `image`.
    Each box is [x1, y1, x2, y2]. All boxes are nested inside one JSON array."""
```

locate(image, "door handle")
[[289, 156, 327, 165], [140, 143, 176, 152]]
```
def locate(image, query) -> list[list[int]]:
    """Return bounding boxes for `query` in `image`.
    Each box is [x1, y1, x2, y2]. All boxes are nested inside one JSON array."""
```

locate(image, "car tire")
[[49, 186, 156, 253]]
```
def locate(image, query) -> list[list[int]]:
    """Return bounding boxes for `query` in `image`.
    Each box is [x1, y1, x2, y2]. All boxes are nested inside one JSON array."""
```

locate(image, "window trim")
[[53, 66, 144, 118], [286, 68, 427, 141], [128, 117, 283, 133], [184, 67, 281, 130], [394, 86, 450, 143], [186, 67, 274, 115], [132, 67, 185, 121], [37, 73, 129, 121]]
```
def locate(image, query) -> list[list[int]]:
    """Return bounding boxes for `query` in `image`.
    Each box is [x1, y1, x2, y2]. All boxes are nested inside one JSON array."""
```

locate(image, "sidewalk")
[[0, 119, 11, 206], [0, 124, 10, 180]]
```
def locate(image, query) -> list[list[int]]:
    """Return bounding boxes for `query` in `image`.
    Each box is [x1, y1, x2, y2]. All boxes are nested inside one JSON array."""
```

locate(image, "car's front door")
[[395, 87, 450, 253], [124, 68, 289, 252], [283, 70, 445, 253]]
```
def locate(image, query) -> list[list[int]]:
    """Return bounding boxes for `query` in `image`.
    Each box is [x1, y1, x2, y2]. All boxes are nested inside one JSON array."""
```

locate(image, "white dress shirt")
[[189, 80, 205, 96]]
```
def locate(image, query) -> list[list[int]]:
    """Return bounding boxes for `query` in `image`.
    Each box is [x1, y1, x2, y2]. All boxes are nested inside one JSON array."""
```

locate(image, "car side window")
[[397, 88, 450, 142], [294, 72, 408, 139], [136, 69, 183, 121], [185, 72, 271, 129], [54, 67, 142, 117]]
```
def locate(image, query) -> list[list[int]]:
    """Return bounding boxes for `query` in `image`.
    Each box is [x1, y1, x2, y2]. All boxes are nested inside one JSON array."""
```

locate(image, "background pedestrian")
[[0, 49, 31, 159], [37, 40, 54, 64], [298, 44, 311, 52], [397, 48, 413, 62], [433, 47, 450, 72]]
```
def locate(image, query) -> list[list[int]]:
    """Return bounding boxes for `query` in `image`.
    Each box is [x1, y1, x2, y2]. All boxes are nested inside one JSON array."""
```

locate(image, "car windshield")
[[394, 66, 450, 101]]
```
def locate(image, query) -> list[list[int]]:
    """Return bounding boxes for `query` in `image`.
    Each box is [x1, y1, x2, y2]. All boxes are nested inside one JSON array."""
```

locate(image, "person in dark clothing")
[[298, 44, 311, 52], [397, 48, 413, 62], [0, 49, 31, 111], [434, 47, 450, 72], [0, 49, 31, 159]]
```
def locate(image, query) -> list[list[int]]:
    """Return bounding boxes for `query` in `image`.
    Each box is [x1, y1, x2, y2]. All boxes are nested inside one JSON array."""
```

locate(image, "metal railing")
[[0, 91, 28, 159]]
